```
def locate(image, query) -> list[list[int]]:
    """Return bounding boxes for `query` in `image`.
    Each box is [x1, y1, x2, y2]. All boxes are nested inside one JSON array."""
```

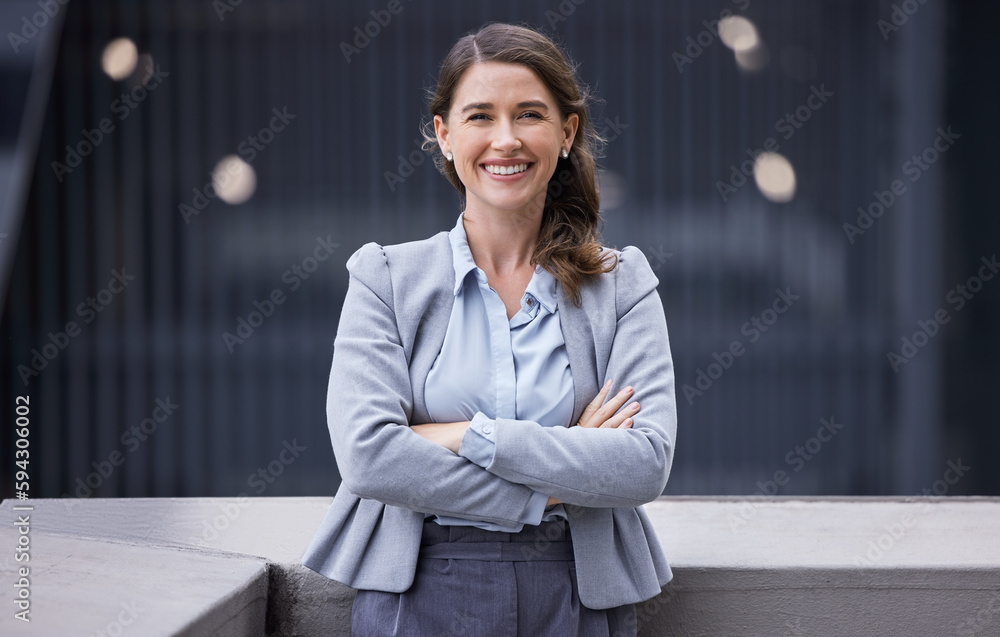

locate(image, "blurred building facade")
[[0, 0, 996, 500]]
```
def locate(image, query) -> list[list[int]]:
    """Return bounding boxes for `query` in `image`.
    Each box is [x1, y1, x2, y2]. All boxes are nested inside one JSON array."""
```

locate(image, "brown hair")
[[420, 22, 617, 307]]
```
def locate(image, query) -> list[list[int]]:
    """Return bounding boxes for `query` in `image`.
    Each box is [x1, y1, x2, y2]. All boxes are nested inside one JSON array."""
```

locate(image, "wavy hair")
[[420, 22, 617, 307]]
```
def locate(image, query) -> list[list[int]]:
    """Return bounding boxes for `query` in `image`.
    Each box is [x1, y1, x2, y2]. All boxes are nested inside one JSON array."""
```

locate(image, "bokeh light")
[[212, 155, 257, 205], [101, 37, 138, 80], [753, 152, 796, 202]]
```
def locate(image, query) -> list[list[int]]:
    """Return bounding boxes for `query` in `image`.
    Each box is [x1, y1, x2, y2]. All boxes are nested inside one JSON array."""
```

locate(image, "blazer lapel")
[[401, 232, 456, 426], [411, 291, 454, 424], [407, 231, 601, 429], [558, 284, 599, 427]]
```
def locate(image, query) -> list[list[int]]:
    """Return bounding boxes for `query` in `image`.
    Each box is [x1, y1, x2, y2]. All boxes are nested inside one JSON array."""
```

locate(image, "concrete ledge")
[[0, 497, 349, 637], [640, 497, 1000, 636], [1, 496, 998, 636], [0, 522, 269, 636]]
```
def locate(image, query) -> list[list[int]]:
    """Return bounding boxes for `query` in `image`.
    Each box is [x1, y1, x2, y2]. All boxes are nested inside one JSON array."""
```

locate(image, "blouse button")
[[526, 298, 534, 306]]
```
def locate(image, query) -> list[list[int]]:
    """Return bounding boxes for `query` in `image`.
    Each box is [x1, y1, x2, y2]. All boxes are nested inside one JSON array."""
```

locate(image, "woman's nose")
[[492, 120, 522, 152]]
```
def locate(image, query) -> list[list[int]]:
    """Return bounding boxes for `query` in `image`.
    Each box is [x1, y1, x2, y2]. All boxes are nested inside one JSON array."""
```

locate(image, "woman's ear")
[[562, 112, 579, 151], [434, 114, 449, 157]]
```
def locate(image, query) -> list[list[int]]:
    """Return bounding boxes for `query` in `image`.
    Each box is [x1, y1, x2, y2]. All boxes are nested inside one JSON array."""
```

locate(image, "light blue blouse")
[[423, 212, 575, 531]]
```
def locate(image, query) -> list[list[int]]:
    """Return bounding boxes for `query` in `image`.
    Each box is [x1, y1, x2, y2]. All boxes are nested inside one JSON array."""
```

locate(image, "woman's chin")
[[467, 190, 547, 214]]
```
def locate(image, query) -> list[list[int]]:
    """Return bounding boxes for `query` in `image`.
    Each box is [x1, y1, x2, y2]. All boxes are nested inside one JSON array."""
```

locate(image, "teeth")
[[484, 163, 528, 175]]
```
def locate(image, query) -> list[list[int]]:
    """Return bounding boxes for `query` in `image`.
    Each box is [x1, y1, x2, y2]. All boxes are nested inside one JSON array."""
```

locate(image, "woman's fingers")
[[576, 379, 613, 427], [600, 400, 639, 429], [578, 382, 639, 428], [594, 386, 633, 427]]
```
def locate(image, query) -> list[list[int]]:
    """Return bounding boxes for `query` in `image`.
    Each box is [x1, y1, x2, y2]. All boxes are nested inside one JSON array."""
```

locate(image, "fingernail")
[[623, 418, 633, 427], [630, 402, 639, 410], [604, 379, 613, 388], [624, 386, 633, 394]]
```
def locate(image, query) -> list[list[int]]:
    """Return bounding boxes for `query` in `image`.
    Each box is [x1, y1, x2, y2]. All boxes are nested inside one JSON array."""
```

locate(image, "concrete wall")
[[1, 497, 998, 636]]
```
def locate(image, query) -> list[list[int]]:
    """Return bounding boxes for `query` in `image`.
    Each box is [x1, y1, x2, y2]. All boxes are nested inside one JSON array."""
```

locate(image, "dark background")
[[0, 0, 996, 501]]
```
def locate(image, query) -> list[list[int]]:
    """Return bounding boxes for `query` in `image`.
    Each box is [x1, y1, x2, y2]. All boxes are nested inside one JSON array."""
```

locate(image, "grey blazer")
[[300, 231, 677, 610]]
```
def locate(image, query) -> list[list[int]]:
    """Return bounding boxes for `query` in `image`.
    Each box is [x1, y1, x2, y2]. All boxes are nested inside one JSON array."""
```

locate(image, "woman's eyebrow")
[[516, 100, 549, 110], [460, 100, 550, 113], [460, 102, 492, 113]]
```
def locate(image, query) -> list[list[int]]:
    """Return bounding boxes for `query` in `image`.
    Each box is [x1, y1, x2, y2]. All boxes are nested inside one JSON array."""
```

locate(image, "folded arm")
[[461, 248, 677, 508], [327, 243, 542, 528]]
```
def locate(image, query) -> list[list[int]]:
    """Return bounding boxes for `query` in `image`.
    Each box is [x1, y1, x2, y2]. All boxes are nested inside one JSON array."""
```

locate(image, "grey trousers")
[[351, 518, 637, 637]]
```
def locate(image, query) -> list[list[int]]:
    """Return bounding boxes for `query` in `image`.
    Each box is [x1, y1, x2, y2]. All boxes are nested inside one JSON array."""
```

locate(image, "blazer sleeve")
[[475, 246, 677, 509], [326, 242, 539, 527]]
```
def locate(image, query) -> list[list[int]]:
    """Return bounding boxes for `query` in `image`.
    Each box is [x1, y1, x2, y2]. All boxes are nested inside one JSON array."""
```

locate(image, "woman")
[[301, 22, 677, 636]]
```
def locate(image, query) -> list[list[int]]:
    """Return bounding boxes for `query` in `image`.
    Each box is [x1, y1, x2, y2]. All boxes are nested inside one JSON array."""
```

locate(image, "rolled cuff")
[[458, 411, 497, 468]]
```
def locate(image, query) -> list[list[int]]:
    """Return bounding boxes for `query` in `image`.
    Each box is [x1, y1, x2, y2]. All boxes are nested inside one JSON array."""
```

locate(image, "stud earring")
[[560, 147, 569, 159], [446, 151, 454, 162]]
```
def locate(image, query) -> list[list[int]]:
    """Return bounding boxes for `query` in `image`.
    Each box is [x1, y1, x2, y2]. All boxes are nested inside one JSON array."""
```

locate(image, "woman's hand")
[[410, 421, 471, 454], [412, 382, 637, 504], [575, 379, 639, 429], [544, 382, 638, 507]]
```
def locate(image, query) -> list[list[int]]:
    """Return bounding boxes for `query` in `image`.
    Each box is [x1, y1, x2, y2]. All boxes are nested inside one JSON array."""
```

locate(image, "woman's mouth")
[[481, 162, 533, 178]]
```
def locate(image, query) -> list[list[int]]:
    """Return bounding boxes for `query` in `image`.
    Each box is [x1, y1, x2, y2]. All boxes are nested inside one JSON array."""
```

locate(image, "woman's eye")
[[467, 112, 540, 121]]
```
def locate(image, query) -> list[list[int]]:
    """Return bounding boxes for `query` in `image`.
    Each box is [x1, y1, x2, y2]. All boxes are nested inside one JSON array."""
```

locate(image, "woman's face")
[[435, 61, 578, 218]]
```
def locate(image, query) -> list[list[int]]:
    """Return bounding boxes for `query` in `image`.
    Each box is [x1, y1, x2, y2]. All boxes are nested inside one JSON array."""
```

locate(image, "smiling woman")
[[421, 23, 612, 308], [301, 21, 678, 637], [434, 62, 574, 219]]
